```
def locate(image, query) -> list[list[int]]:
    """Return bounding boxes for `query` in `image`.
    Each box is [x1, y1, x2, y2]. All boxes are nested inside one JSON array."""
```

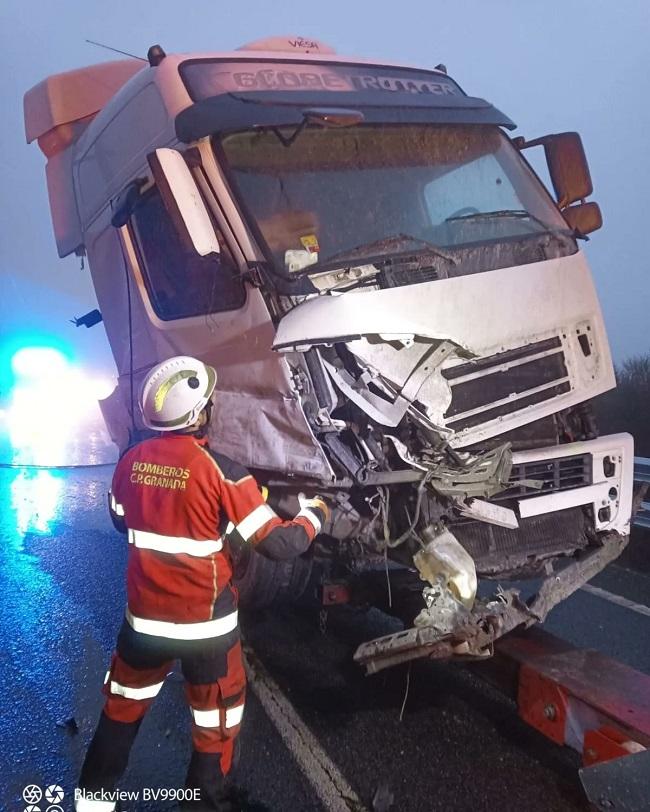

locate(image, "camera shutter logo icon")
[[45, 786, 64, 804], [23, 785, 42, 804]]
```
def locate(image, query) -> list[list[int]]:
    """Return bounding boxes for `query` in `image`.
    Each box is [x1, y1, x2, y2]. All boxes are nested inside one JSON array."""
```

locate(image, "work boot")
[[181, 750, 270, 811]]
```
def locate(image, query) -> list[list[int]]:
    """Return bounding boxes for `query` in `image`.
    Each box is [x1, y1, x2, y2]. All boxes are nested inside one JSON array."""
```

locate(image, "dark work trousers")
[[78, 619, 245, 811]]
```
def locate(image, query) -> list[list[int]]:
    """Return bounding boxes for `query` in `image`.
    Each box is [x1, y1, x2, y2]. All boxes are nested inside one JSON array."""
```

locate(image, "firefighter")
[[75, 356, 329, 812]]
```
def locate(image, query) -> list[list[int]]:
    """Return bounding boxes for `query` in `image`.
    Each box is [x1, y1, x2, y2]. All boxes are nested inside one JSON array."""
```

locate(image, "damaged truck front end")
[[210, 100, 632, 665], [24, 39, 633, 669], [267, 257, 633, 669]]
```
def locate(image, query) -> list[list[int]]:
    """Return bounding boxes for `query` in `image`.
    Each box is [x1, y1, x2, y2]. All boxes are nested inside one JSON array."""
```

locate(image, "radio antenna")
[[85, 39, 147, 61]]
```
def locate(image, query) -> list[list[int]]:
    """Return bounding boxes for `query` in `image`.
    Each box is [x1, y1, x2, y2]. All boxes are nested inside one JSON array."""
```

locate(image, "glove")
[[298, 493, 331, 524]]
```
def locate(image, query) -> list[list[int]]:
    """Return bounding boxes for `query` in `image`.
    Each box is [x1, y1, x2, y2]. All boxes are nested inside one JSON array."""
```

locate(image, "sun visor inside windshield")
[[176, 60, 515, 142], [176, 91, 515, 142]]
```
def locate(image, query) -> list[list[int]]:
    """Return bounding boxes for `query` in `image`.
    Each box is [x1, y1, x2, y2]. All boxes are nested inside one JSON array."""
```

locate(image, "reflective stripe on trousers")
[[104, 672, 165, 700], [191, 702, 245, 728], [125, 607, 238, 640]]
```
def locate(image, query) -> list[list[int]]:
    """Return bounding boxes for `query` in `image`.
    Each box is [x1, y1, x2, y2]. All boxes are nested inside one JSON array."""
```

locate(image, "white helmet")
[[140, 356, 217, 431]]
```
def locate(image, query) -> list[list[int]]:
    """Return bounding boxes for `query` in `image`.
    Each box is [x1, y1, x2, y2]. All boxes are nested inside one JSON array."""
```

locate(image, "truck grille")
[[497, 452, 593, 500], [442, 337, 570, 431]]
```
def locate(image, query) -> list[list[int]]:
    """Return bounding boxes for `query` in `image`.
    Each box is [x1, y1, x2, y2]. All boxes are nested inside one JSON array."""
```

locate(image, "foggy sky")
[[1, 0, 649, 375]]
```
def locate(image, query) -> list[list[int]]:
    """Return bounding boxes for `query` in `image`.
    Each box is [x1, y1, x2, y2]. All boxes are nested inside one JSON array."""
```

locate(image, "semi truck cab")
[[24, 36, 633, 664]]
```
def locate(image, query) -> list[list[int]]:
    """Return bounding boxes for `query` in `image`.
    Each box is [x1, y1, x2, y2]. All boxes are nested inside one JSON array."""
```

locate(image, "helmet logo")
[[153, 369, 198, 413]]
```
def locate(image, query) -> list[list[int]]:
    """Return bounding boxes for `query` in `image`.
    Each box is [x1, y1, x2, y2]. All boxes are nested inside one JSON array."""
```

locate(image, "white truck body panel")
[[273, 251, 614, 447]]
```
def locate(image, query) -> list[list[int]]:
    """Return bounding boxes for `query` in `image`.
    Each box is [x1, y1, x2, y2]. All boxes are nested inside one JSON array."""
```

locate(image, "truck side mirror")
[[562, 200, 602, 237], [515, 132, 593, 210], [146, 148, 220, 257], [543, 132, 592, 208], [515, 131, 602, 236]]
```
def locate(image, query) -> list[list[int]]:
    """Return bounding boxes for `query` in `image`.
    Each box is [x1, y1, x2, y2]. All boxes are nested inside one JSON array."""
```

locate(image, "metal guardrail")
[[633, 456, 650, 529]]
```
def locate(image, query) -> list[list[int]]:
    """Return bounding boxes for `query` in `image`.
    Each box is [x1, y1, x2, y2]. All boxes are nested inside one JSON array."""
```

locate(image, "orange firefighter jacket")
[[109, 433, 322, 640]]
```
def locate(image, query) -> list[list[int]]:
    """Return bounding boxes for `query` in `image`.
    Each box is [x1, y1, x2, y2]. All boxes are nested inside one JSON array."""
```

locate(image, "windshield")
[[217, 124, 571, 275]]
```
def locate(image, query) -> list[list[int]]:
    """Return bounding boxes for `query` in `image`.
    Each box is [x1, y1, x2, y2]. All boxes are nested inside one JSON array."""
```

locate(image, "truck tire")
[[232, 546, 313, 609]]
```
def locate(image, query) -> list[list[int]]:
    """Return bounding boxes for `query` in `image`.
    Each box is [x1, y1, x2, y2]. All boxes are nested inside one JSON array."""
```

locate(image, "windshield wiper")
[[445, 209, 568, 234], [325, 233, 458, 266]]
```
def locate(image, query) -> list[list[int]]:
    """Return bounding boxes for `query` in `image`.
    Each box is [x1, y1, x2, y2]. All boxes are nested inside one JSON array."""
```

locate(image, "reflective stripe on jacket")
[[110, 434, 321, 638]]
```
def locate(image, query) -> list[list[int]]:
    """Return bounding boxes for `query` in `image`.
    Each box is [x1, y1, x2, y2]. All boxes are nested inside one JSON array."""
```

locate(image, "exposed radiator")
[[453, 506, 588, 578]]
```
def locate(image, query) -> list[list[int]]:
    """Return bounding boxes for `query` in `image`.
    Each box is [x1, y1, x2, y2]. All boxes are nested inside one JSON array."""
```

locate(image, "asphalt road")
[[1, 464, 649, 812]]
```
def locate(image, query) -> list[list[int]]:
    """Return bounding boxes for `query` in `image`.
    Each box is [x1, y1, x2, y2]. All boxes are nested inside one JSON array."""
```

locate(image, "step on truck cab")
[[24, 36, 634, 665]]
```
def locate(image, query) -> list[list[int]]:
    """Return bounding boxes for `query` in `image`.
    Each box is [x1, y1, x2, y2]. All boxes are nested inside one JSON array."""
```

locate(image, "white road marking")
[[611, 562, 650, 583], [581, 583, 650, 618], [243, 646, 367, 812]]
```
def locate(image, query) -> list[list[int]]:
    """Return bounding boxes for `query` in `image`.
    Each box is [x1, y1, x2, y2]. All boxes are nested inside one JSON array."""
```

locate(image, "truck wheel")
[[232, 547, 313, 609]]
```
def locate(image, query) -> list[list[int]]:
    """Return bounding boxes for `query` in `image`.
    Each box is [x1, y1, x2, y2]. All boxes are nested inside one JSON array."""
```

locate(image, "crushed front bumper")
[[354, 433, 634, 674], [510, 432, 634, 536], [453, 433, 634, 576]]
